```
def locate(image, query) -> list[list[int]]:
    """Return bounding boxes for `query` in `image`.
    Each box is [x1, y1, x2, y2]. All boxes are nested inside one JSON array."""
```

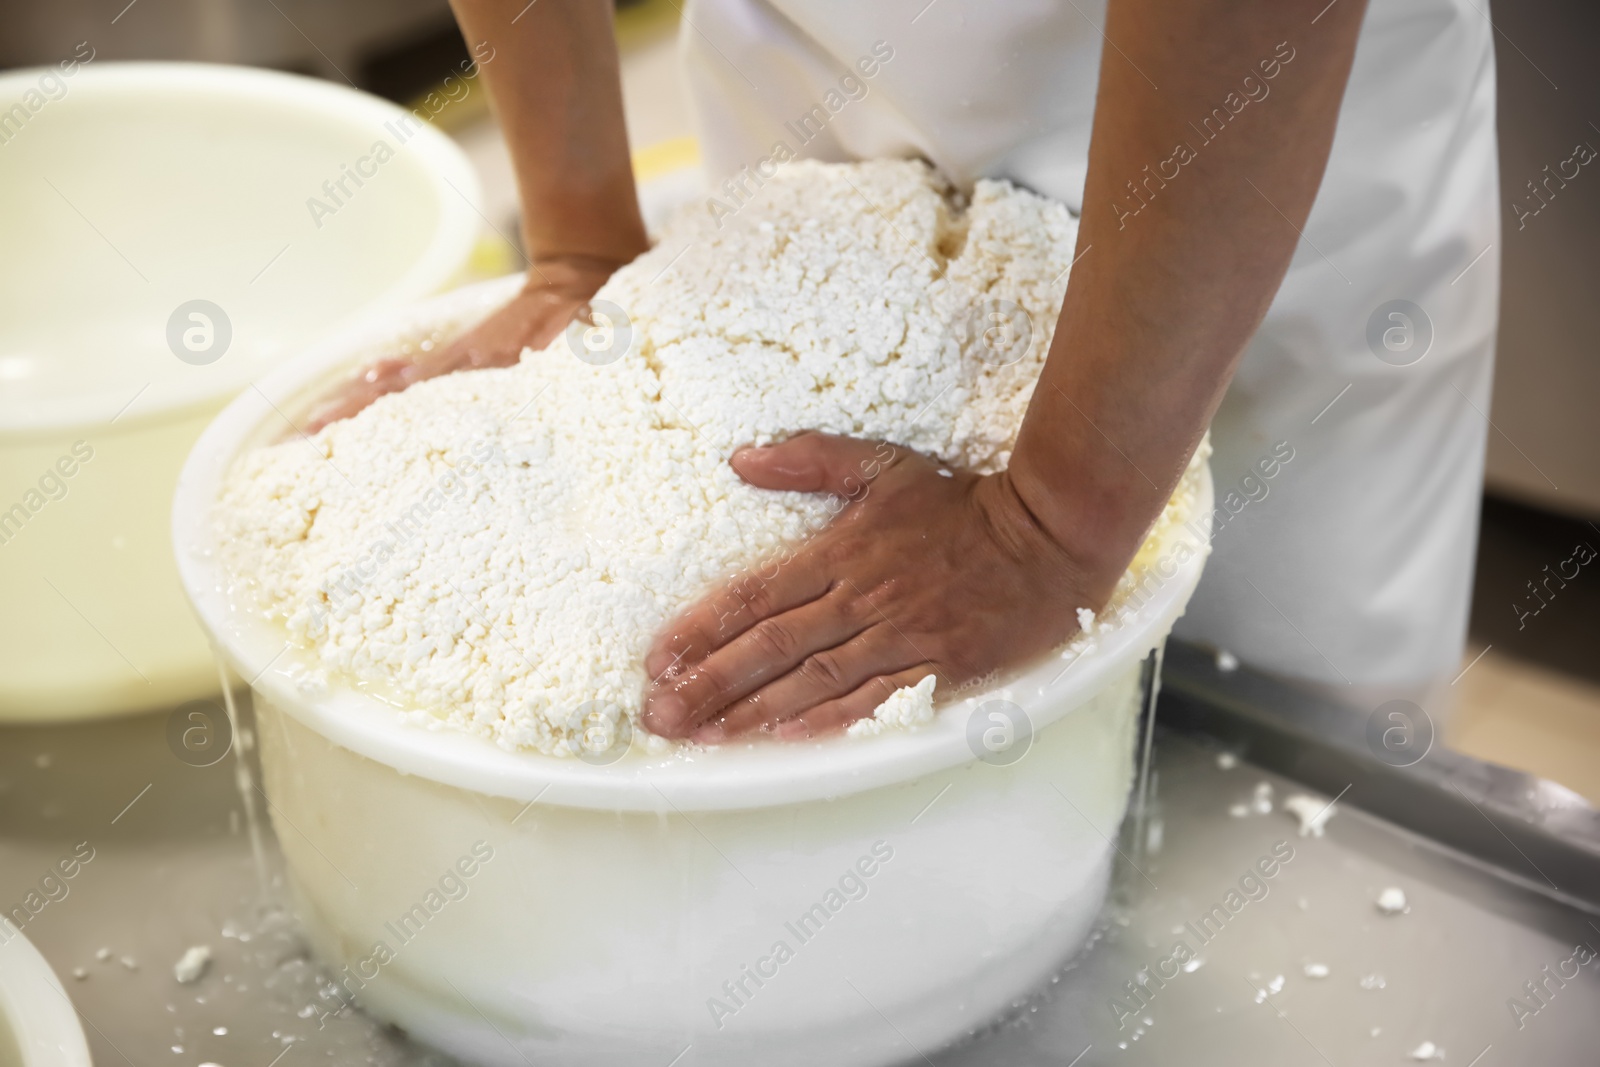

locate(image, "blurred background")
[[1, 0, 1596, 801]]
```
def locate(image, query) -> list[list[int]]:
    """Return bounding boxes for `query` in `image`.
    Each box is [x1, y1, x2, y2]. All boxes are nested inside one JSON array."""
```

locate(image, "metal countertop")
[[2, 642, 1597, 1066]]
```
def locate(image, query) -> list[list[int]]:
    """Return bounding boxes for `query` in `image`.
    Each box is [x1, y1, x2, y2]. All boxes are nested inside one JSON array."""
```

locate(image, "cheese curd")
[[217, 160, 1111, 756]]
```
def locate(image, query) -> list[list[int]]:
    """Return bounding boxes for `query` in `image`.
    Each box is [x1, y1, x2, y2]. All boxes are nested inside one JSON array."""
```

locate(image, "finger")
[[730, 433, 903, 498], [693, 623, 925, 743], [643, 587, 874, 738], [774, 665, 940, 740], [643, 547, 832, 680]]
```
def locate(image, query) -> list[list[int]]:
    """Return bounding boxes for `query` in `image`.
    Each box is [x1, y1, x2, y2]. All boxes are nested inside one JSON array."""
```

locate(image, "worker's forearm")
[[449, 0, 649, 268], [1009, 0, 1367, 589]]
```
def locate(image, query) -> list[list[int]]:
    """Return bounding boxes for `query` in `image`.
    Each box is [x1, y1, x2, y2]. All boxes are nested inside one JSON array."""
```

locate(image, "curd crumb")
[[846, 675, 938, 737], [217, 160, 1100, 757], [174, 945, 212, 985], [1282, 793, 1336, 837], [1376, 886, 1408, 914]]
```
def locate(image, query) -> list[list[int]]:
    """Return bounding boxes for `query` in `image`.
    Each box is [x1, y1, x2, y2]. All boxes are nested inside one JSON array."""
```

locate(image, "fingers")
[[643, 549, 833, 681], [438, 287, 574, 370], [302, 398, 359, 436], [301, 287, 591, 435], [650, 433, 904, 678], [301, 359, 416, 434], [642, 586, 877, 738], [731, 433, 902, 498], [692, 623, 926, 743], [774, 666, 940, 740]]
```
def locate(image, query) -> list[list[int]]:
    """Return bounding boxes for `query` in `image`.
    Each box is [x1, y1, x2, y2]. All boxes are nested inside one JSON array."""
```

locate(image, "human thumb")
[[730, 432, 898, 499]]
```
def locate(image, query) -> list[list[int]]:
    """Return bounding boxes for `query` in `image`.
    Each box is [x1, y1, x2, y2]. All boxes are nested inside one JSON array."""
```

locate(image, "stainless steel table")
[[3, 642, 1597, 1066]]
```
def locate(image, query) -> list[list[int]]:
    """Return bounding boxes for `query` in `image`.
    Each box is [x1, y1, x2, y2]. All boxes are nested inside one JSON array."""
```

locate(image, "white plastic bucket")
[[173, 277, 1212, 1066]]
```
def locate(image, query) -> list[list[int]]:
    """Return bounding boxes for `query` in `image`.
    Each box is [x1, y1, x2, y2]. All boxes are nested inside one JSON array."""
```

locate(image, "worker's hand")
[[640, 433, 1102, 742], [302, 257, 621, 433]]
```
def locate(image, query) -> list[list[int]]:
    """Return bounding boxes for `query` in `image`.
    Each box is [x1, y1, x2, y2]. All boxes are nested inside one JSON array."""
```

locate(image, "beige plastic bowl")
[[173, 277, 1213, 1066], [0, 62, 482, 721]]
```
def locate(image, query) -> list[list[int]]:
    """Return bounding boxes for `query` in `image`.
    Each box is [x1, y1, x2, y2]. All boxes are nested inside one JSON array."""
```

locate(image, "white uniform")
[[680, 0, 1499, 694]]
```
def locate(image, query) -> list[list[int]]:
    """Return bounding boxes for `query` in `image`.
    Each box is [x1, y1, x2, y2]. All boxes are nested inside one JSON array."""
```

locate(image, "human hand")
[[639, 433, 1112, 743], [302, 257, 622, 433]]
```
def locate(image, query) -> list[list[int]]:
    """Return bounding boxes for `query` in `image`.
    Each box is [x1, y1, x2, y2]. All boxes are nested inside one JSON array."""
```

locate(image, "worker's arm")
[[307, 0, 648, 431], [641, 0, 1369, 741]]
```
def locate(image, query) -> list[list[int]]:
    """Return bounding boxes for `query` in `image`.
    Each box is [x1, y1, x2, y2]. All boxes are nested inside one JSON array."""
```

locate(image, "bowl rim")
[[0, 60, 483, 435], [0, 924, 93, 1067], [172, 275, 1212, 813]]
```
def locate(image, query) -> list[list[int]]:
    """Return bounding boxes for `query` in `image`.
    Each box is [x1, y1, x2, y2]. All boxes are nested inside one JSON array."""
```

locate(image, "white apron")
[[680, 0, 1500, 692]]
